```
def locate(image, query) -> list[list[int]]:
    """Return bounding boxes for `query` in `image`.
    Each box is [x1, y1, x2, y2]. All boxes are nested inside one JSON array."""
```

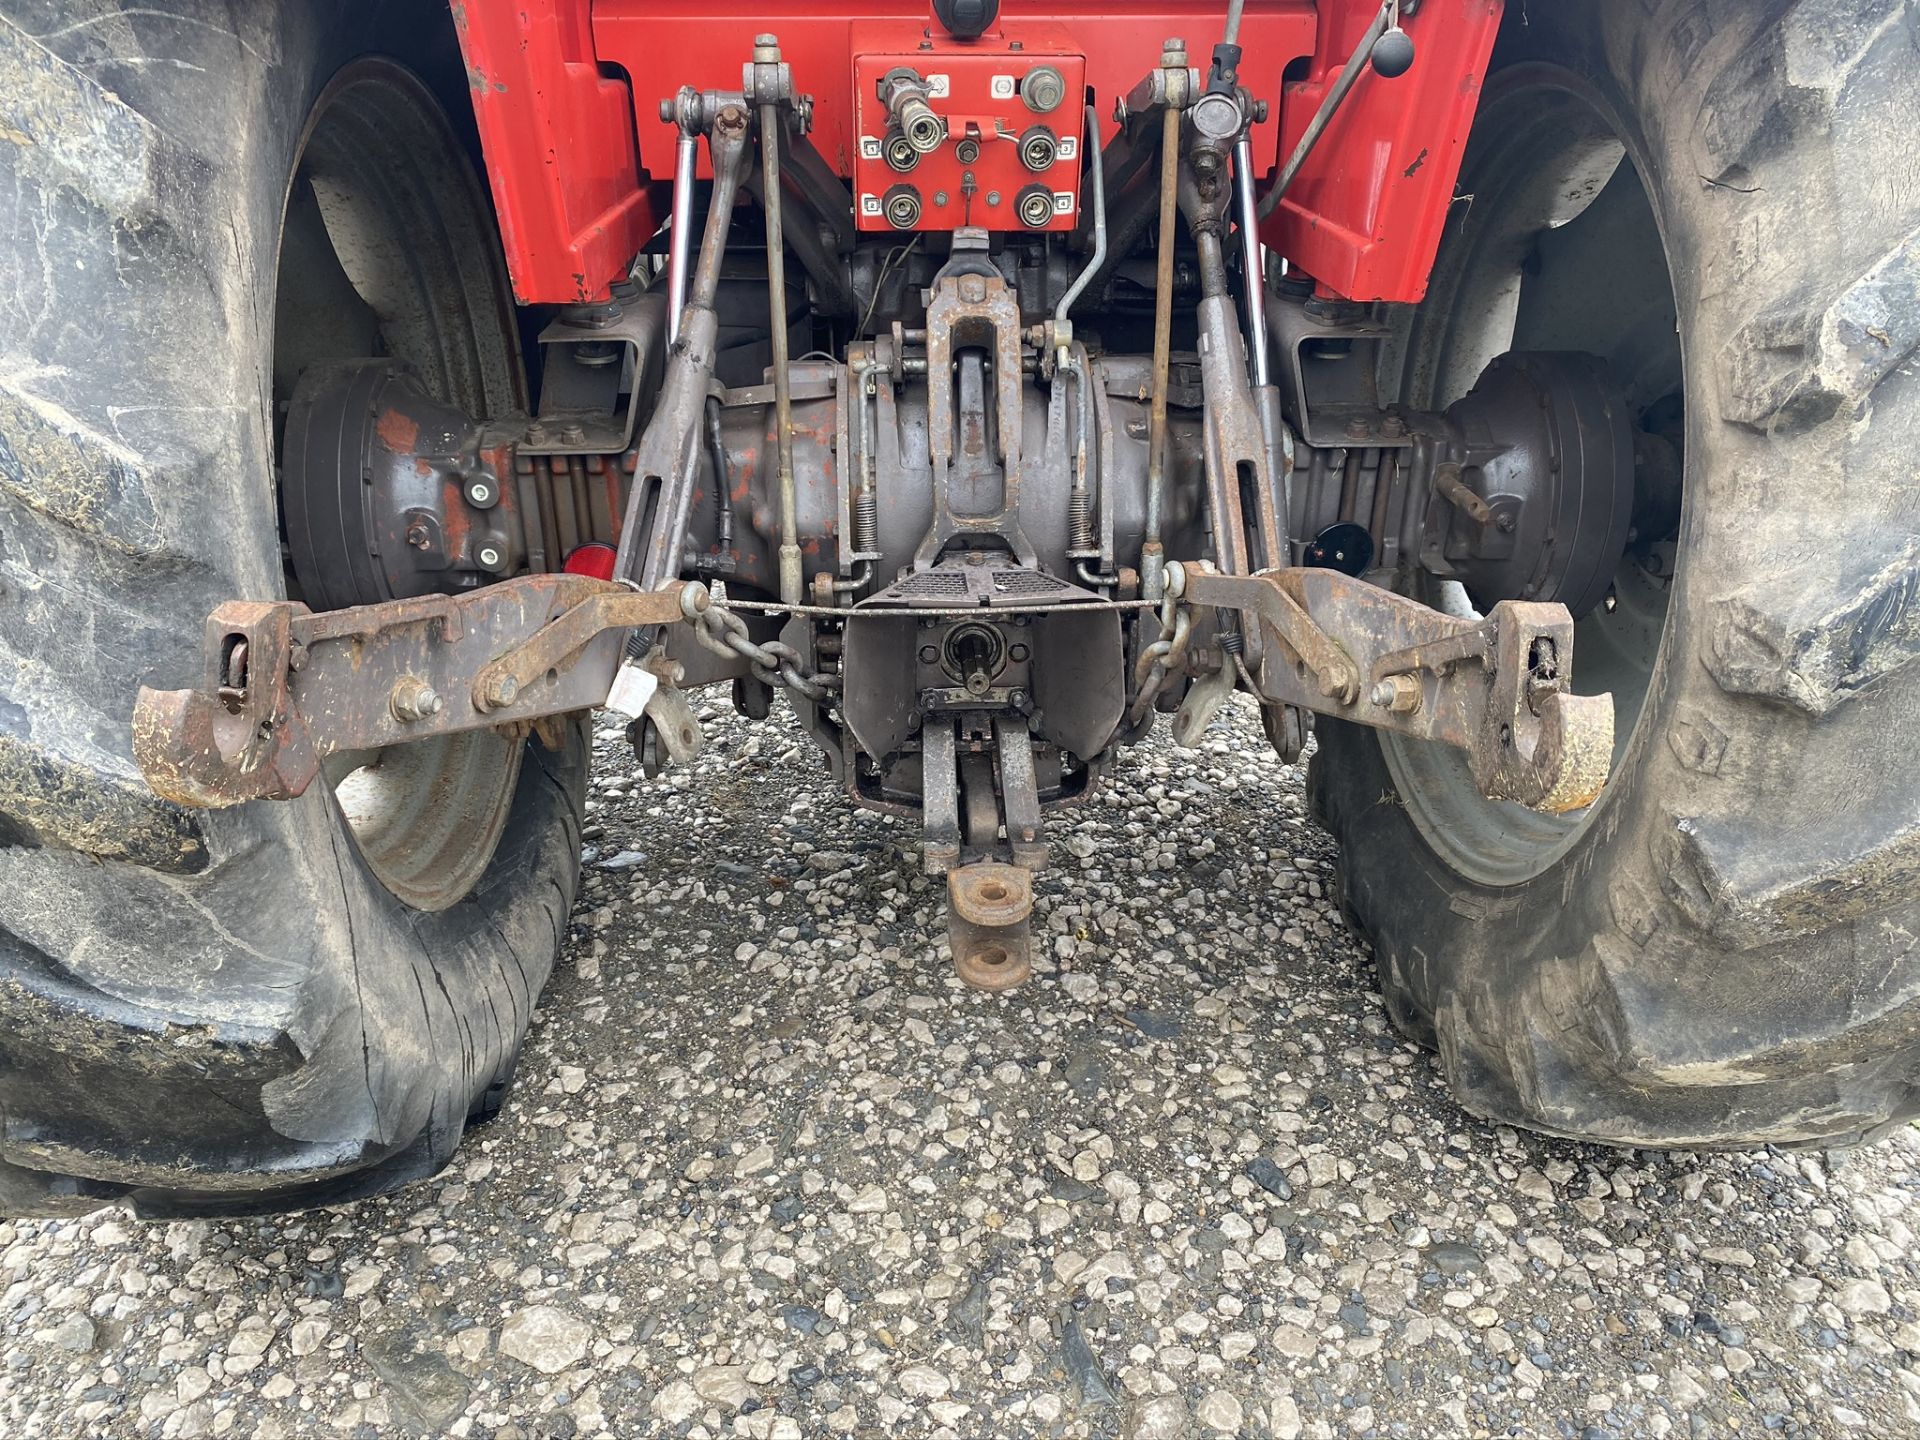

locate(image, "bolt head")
[[390, 677, 443, 723], [485, 673, 520, 709]]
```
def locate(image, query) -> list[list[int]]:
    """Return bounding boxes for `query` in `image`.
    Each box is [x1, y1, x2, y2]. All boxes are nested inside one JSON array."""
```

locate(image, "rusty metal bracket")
[[949, 862, 1034, 991], [1180, 563, 1613, 813], [1180, 562, 1361, 704], [135, 576, 695, 808]]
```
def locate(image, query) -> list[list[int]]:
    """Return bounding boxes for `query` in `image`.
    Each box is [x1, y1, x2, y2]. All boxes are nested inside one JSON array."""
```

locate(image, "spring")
[[1067, 488, 1094, 553], [854, 485, 878, 556]]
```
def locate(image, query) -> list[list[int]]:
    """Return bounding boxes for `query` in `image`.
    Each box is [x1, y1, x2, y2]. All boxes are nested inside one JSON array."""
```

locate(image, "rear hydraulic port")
[[880, 68, 946, 155], [883, 183, 923, 230], [1017, 124, 1059, 172], [1015, 184, 1056, 229], [883, 131, 920, 173]]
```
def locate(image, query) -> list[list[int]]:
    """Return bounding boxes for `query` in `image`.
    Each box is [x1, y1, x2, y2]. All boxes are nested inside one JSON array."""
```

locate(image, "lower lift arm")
[[133, 563, 1611, 817]]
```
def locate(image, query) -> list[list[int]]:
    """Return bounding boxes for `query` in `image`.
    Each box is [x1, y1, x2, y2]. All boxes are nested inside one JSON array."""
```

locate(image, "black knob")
[[1371, 26, 1416, 78], [932, 0, 999, 41]]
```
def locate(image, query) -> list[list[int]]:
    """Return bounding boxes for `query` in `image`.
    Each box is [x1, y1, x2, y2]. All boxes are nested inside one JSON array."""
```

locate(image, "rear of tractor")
[[1, 0, 1914, 1216]]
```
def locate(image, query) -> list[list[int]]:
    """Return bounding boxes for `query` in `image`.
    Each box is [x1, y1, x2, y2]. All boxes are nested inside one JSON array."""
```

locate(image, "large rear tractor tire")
[[0, 1, 586, 1215], [1312, 0, 1920, 1147]]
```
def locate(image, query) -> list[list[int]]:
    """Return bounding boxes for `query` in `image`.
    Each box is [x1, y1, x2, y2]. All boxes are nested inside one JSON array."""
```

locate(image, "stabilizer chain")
[[684, 593, 840, 702]]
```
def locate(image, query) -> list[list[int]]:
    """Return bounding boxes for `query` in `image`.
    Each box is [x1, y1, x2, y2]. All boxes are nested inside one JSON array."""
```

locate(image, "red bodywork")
[[453, 0, 1502, 305]]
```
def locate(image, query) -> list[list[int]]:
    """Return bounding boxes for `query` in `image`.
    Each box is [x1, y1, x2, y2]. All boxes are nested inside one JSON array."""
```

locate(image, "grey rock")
[[497, 1306, 592, 1375]]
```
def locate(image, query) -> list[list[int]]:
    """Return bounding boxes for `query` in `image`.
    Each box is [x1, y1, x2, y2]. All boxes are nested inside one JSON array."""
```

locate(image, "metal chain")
[[685, 600, 838, 701], [1126, 564, 1196, 726], [676, 586, 1160, 705]]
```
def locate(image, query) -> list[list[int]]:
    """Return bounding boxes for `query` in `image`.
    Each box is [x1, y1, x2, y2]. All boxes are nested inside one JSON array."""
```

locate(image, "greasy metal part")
[[134, 576, 691, 808], [1423, 353, 1637, 620], [1171, 652, 1238, 747], [1181, 563, 1360, 703], [473, 580, 707, 712], [1256, 0, 1394, 221], [525, 293, 670, 457], [1434, 461, 1493, 525], [949, 863, 1033, 991], [632, 651, 705, 768], [701, 397, 736, 570], [1182, 564, 1614, 813], [614, 99, 751, 597], [995, 715, 1046, 868], [1142, 74, 1185, 602], [756, 126, 859, 318], [912, 236, 1038, 568], [751, 37, 804, 607], [959, 750, 999, 850], [282, 362, 525, 610], [1266, 291, 1407, 449], [922, 721, 962, 871]]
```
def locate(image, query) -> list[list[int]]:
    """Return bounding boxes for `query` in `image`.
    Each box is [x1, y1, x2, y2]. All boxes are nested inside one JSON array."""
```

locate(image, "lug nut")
[[389, 675, 443, 723], [1015, 184, 1056, 228]]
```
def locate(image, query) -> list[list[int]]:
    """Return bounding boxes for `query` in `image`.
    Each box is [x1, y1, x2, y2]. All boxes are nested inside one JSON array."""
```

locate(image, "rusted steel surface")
[[1183, 565, 1615, 813], [949, 862, 1034, 992], [135, 576, 690, 809]]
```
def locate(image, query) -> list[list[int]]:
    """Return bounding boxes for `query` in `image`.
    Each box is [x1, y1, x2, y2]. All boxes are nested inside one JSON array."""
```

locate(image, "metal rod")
[[1222, 0, 1246, 47], [704, 396, 733, 558], [1233, 134, 1270, 387], [1142, 102, 1183, 596], [690, 110, 749, 314], [1257, 0, 1392, 221], [759, 98, 802, 606], [1054, 105, 1108, 334], [666, 117, 698, 344]]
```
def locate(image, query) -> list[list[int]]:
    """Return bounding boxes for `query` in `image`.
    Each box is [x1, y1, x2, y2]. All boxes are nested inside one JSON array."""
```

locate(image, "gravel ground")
[[5, 699, 1920, 1440]]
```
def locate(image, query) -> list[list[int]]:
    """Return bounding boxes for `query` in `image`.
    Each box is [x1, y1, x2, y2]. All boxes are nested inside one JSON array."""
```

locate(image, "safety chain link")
[[1126, 562, 1196, 726], [681, 589, 839, 701]]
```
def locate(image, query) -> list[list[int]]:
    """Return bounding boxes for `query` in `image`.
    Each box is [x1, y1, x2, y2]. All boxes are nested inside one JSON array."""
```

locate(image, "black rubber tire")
[[1311, 0, 1920, 1148], [0, 3, 586, 1215]]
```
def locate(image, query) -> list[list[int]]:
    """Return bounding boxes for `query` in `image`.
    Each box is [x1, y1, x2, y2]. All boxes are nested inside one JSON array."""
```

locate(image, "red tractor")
[[1, 0, 1913, 1215]]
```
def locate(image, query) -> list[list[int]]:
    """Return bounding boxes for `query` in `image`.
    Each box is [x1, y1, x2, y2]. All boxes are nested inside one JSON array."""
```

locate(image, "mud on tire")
[[0, 2, 586, 1215], [1311, 0, 1920, 1147]]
